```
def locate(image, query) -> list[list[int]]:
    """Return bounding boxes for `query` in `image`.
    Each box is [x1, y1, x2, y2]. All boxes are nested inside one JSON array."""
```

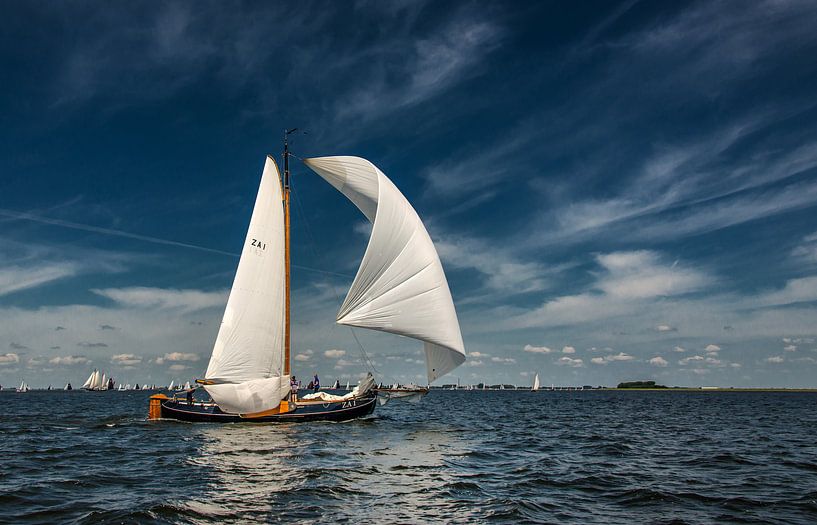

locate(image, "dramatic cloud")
[[508, 251, 711, 329]]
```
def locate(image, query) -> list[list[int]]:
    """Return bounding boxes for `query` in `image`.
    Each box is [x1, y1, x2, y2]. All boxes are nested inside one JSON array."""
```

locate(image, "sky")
[[1, 0, 817, 389]]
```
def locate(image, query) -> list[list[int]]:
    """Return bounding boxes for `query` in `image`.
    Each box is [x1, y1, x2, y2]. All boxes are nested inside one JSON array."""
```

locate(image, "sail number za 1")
[[250, 238, 267, 250]]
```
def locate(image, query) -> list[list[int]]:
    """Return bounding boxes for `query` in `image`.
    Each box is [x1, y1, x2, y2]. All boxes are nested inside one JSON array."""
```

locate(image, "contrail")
[[0, 207, 353, 278]]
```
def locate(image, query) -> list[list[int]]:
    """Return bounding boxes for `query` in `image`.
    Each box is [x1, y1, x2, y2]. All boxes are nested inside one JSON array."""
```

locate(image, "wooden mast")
[[283, 130, 295, 378]]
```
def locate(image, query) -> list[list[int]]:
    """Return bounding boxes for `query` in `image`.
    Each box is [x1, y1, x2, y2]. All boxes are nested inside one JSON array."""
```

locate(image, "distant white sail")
[[532, 373, 540, 391], [346, 380, 350, 390], [303, 156, 466, 383], [168, 380, 174, 390], [99, 373, 107, 390], [204, 156, 289, 414], [82, 370, 96, 389]]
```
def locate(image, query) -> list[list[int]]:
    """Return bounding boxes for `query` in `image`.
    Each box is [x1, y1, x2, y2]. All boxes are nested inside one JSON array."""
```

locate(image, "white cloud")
[[469, 351, 489, 358], [295, 349, 314, 362], [649, 356, 668, 367], [523, 344, 553, 354], [168, 364, 189, 371], [324, 349, 346, 359], [156, 352, 201, 364], [756, 276, 817, 307], [562, 346, 576, 354], [0, 353, 21, 365], [590, 357, 606, 365], [556, 356, 584, 367], [673, 346, 686, 353], [49, 355, 90, 365], [765, 356, 785, 364], [0, 262, 79, 298], [111, 353, 142, 366], [679, 355, 705, 365], [508, 251, 711, 329], [490, 356, 516, 364], [92, 287, 227, 313], [466, 359, 484, 367], [705, 344, 721, 353], [605, 352, 634, 362], [655, 324, 676, 332], [783, 345, 797, 352]]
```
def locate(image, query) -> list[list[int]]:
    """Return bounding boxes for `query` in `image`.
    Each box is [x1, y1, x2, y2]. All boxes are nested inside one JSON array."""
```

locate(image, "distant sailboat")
[[150, 139, 465, 422], [16, 380, 30, 393], [332, 379, 340, 389], [167, 380, 174, 391], [82, 369, 107, 391], [64, 383, 72, 391], [532, 373, 540, 392]]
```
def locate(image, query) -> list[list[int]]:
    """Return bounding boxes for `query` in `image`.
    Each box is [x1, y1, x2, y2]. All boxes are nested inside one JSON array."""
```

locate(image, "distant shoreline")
[[603, 388, 817, 392]]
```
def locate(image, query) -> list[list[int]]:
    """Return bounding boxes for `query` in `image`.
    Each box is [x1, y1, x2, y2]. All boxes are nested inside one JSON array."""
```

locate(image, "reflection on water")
[[183, 415, 471, 523]]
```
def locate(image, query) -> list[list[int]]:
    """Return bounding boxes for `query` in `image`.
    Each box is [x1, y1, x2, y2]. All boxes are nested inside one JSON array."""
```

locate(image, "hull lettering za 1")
[[150, 132, 467, 423]]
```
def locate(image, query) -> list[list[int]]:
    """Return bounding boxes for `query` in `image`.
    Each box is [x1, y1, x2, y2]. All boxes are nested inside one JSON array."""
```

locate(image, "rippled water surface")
[[2, 390, 817, 524]]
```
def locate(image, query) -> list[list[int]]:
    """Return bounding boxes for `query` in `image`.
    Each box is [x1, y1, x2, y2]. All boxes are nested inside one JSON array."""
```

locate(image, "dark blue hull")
[[158, 392, 377, 423]]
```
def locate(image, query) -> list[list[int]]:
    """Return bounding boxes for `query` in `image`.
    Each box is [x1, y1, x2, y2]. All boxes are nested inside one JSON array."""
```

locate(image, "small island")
[[616, 380, 668, 389]]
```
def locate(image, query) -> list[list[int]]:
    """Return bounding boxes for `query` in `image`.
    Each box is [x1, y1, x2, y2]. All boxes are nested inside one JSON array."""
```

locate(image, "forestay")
[[303, 156, 466, 382], [204, 156, 289, 414]]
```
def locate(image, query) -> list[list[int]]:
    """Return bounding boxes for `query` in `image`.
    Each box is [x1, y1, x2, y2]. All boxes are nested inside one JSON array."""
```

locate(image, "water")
[[1, 390, 817, 524]]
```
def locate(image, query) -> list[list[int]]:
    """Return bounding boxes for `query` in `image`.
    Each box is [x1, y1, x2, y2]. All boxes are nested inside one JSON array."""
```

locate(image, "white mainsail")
[[100, 373, 107, 390], [532, 373, 540, 391], [167, 380, 174, 390], [303, 156, 466, 383], [203, 156, 288, 414]]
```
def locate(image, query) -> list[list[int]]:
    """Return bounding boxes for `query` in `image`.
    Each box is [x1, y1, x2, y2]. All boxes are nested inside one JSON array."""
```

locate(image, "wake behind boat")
[[150, 134, 466, 423]]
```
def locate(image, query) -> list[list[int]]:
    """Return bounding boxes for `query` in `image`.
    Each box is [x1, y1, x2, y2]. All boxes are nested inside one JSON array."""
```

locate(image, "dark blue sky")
[[1, 0, 817, 388]]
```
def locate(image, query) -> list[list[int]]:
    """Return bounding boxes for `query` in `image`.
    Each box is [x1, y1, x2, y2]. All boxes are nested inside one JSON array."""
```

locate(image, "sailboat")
[[82, 369, 107, 391], [16, 380, 30, 393], [150, 139, 465, 422], [532, 373, 540, 392], [332, 379, 340, 389]]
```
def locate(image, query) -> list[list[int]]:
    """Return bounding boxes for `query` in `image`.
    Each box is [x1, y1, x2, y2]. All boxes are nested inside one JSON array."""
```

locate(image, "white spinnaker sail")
[[204, 156, 288, 414], [303, 156, 466, 383], [532, 373, 540, 391]]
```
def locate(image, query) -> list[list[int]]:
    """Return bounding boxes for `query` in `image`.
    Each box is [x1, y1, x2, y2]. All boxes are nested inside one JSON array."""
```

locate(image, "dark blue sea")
[[2, 390, 817, 524]]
